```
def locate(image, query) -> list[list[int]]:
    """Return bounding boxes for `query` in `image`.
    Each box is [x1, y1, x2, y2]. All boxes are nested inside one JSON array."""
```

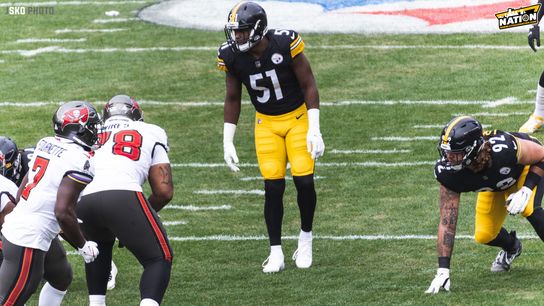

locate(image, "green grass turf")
[[2, 1, 544, 305]]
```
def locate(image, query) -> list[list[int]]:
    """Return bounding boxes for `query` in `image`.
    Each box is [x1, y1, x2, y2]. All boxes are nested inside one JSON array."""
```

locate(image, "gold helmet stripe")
[[229, 2, 245, 23], [443, 116, 471, 144]]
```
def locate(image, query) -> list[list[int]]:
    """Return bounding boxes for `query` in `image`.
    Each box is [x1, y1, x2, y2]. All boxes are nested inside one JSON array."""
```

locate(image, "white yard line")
[[371, 136, 438, 141], [194, 190, 265, 195], [414, 124, 492, 129], [16, 38, 86, 43], [62, 233, 542, 251], [93, 18, 138, 23], [329, 149, 411, 154], [239, 176, 325, 181], [162, 221, 187, 226], [0, 1, 147, 6], [456, 112, 529, 117], [1, 44, 540, 58], [0, 99, 530, 108], [54, 28, 127, 34], [163, 205, 231, 211], [172, 162, 435, 168]]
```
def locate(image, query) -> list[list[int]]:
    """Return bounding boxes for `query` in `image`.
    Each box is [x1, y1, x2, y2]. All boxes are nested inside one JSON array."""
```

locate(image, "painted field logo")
[[495, 4, 540, 30]]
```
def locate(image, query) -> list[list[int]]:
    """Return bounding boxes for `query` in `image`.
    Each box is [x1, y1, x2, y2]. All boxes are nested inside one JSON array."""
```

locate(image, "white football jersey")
[[2, 136, 94, 251], [0, 174, 18, 212], [82, 117, 170, 195]]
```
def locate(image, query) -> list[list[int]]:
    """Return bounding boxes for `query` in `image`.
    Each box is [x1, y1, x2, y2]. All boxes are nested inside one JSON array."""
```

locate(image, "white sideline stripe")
[[330, 149, 410, 154], [1, 44, 540, 59], [93, 18, 138, 23], [16, 38, 86, 43], [63, 234, 541, 248], [0, 1, 147, 6], [0, 100, 531, 108], [163, 205, 231, 211], [371, 136, 438, 141], [173, 162, 434, 168], [314, 44, 530, 50], [240, 176, 325, 181], [456, 112, 529, 117], [54, 28, 127, 34], [163, 221, 187, 226], [194, 189, 265, 195], [413, 124, 492, 129]]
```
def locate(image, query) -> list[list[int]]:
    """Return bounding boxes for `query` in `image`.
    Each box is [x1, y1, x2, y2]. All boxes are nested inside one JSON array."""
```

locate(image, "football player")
[[426, 116, 544, 293], [0, 101, 101, 305], [0, 136, 119, 291], [522, 0, 544, 133], [76, 95, 173, 306], [217, 1, 325, 273]]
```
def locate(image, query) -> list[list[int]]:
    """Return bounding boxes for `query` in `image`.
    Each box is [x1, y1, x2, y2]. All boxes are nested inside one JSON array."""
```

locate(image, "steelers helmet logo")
[[271, 53, 283, 64]]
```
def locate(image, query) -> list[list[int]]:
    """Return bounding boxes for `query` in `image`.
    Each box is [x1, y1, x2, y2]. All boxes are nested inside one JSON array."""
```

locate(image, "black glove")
[[529, 25, 541, 52]]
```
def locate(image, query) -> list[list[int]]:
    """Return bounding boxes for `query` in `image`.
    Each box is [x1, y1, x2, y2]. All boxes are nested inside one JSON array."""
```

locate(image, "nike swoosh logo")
[[296, 113, 304, 120]]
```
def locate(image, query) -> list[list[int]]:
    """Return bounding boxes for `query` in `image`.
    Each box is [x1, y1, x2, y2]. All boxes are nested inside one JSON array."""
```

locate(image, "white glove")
[[506, 186, 532, 215], [307, 108, 325, 160], [223, 122, 240, 172], [425, 268, 450, 294], [78, 241, 99, 263]]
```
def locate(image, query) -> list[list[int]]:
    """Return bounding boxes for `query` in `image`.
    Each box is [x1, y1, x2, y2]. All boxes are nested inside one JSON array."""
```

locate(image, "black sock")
[[264, 179, 285, 246], [293, 174, 316, 232], [486, 227, 516, 252]]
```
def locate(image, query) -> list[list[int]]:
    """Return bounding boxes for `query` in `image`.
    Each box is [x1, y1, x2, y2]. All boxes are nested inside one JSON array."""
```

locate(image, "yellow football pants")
[[255, 104, 314, 180], [474, 165, 537, 244]]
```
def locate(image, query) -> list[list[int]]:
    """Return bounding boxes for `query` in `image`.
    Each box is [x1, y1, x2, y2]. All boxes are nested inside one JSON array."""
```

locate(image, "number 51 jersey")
[[82, 117, 170, 195], [217, 29, 306, 115]]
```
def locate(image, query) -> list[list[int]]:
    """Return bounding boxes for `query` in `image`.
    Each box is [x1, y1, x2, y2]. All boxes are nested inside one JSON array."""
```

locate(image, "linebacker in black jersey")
[[217, 1, 325, 273], [426, 116, 544, 293]]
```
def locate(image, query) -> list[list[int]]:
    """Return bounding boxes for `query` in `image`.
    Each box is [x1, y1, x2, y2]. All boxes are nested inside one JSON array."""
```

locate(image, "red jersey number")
[[112, 130, 143, 161], [21, 156, 50, 200]]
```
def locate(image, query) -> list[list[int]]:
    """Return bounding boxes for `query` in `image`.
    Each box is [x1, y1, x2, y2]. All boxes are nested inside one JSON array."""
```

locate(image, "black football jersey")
[[434, 130, 535, 193], [17, 147, 35, 186], [217, 29, 306, 115]]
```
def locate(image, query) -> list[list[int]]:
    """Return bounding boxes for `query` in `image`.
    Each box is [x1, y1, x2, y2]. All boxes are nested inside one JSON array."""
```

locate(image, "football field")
[[3, 1, 544, 305]]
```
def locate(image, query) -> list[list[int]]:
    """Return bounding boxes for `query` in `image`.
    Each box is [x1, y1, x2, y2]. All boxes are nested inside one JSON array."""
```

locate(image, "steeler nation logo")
[[495, 4, 541, 30]]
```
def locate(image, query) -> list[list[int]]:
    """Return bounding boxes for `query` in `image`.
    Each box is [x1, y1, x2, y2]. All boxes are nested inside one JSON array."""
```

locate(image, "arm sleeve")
[[151, 127, 170, 165]]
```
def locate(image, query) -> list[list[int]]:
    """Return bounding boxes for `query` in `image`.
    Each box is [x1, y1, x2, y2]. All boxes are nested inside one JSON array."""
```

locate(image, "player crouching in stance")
[[0, 101, 101, 305], [76, 95, 173, 306], [426, 116, 544, 293]]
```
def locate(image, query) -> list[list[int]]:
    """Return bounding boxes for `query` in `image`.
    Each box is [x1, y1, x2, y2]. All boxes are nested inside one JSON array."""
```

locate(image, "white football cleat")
[[107, 261, 118, 290], [292, 236, 312, 268], [519, 114, 544, 134], [262, 253, 285, 273]]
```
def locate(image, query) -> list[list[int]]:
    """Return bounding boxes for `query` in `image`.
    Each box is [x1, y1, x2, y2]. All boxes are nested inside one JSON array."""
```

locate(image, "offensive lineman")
[[0, 101, 101, 305], [217, 1, 325, 273], [76, 95, 174, 306]]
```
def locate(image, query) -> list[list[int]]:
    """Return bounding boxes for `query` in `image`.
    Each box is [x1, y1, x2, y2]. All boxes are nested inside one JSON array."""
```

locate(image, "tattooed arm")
[[436, 184, 461, 266], [148, 163, 174, 212]]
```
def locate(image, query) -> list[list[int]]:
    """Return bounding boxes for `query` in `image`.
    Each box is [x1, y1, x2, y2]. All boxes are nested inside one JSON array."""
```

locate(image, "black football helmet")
[[0, 136, 21, 183], [103, 95, 143, 122], [224, 1, 268, 52], [53, 101, 101, 151], [438, 116, 484, 171]]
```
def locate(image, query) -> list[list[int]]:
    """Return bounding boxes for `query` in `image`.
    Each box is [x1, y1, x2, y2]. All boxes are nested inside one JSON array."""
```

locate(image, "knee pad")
[[260, 161, 285, 180], [474, 230, 495, 244]]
